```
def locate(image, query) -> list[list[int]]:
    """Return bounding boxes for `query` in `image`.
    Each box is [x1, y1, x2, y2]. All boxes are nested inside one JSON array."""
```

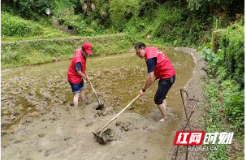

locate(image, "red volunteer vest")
[[67, 49, 86, 84], [145, 47, 175, 79]]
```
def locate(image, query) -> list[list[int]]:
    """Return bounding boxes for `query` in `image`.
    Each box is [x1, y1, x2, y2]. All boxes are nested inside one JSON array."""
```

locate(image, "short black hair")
[[135, 42, 146, 49], [82, 46, 86, 51]]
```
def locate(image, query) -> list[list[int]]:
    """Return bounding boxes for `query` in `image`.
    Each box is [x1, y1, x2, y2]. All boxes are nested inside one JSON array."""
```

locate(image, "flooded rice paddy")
[[1, 48, 195, 160]]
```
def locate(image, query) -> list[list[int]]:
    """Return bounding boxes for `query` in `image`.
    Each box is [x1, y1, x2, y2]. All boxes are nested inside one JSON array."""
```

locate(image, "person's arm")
[[77, 71, 90, 82], [76, 62, 90, 82], [139, 72, 154, 96], [139, 58, 156, 96]]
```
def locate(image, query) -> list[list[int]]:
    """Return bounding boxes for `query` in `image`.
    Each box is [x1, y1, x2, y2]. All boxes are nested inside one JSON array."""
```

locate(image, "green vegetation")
[[203, 80, 229, 159], [219, 24, 244, 87], [2, 0, 244, 44], [1, 12, 71, 42], [1, 12, 44, 37], [1, 34, 132, 68], [1, 0, 244, 159], [199, 22, 244, 159], [203, 79, 244, 159]]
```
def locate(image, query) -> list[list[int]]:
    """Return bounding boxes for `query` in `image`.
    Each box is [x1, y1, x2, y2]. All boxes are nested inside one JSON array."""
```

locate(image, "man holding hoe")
[[135, 42, 176, 121], [67, 42, 93, 108]]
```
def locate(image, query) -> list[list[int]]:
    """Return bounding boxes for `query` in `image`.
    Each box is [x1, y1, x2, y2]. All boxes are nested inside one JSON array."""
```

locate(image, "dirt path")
[[166, 47, 209, 160]]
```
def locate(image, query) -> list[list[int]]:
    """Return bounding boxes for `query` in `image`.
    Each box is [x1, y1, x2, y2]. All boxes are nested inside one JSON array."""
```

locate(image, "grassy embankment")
[[201, 23, 244, 159], [1, 34, 134, 69], [1, 12, 72, 42], [1, 12, 140, 69]]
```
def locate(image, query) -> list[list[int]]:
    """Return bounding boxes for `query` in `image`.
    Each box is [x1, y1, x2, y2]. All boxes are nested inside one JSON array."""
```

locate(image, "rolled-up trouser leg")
[[154, 75, 175, 104]]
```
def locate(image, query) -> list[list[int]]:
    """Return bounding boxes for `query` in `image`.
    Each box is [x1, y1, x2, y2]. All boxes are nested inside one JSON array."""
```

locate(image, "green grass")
[[1, 29, 72, 42], [1, 12, 72, 42], [1, 34, 133, 68], [203, 80, 244, 159], [203, 80, 228, 159]]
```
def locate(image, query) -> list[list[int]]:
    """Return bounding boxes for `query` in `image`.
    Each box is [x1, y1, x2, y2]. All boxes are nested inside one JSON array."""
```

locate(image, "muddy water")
[[1, 48, 195, 160]]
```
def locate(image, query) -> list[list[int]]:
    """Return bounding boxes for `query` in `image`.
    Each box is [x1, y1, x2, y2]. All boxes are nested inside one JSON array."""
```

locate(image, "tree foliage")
[[1, 12, 44, 37], [1, 0, 244, 44], [219, 24, 244, 87], [186, 0, 233, 11], [108, 0, 126, 31], [1, 0, 78, 19], [108, 0, 143, 31]]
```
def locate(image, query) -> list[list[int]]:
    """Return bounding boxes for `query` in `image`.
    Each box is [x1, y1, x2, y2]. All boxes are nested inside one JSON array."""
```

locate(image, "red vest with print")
[[67, 49, 86, 84], [145, 47, 175, 79]]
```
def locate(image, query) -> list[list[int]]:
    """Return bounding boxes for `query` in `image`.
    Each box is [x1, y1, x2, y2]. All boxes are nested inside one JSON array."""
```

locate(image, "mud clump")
[[93, 128, 116, 144], [94, 107, 118, 119], [22, 117, 33, 124], [120, 122, 133, 132], [129, 106, 135, 110], [86, 122, 93, 127], [115, 121, 121, 126], [64, 136, 71, 140], [1, 130, 8, 136], [28, 90, 36, 96], [94, 111, 105, 118], [95, 104, 104, 110], [139, 96, 149, 104], [78, 117, 86, 121], [38, 133, 46, 138]]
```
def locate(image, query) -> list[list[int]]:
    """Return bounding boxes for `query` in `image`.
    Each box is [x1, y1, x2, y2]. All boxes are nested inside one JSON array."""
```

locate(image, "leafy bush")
[[109, 0, 142, 31], [109, 0, 126, 31], [203, 80, 228, 159], [2, 0, 78, 20], [150, 3, 209, 47], [1, 12, 44, 37], [198, 25, 245, 159], [151, 5, 183, 37], [197, 43, 219, 77], [221, 80, 244, 130], [198, 23, 244, 88], [203, 78, 244, 159], [198, 43, 216, 63], [219, 24, 244, 87], [1, 46, 22, 64]]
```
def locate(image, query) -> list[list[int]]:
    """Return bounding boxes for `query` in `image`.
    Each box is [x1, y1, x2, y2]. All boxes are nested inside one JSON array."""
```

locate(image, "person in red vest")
[[135, 42, 176, 121], [67, 42, 93, 108]]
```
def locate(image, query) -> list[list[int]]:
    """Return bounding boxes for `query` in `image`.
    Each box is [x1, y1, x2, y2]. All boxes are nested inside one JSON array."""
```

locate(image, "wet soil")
[[1, 47, 196, 160]]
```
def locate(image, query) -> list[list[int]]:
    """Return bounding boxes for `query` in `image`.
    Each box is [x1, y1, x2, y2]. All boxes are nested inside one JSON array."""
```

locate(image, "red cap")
[[82, 42, 93, 54]]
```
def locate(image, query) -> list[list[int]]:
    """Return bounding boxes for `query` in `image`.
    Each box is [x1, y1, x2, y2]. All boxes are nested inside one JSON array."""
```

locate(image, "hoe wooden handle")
[[97, 95, 140, 134], [97, 78, 156, 134], [85, 73, 103, 106], [88, 81, 102, 105]]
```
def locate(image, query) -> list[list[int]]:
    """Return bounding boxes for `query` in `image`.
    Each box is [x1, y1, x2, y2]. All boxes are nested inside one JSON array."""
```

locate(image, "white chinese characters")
[[218, 132, 234, 144], [203, 132, 233, 144]]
